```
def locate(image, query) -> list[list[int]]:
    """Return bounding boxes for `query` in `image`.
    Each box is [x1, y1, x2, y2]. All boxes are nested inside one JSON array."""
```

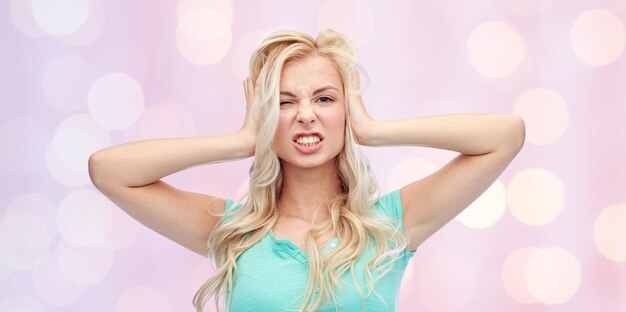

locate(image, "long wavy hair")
[[193, 28, 410, 312]]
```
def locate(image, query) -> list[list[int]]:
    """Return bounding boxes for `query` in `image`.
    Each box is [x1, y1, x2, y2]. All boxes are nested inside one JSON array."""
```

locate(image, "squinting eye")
[[279, 101, 291, 105], [318, 96, 333, 103]]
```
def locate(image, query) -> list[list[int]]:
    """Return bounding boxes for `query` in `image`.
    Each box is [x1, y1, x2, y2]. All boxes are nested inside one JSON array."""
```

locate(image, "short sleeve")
[[220, 199, 243, 225], [372, 189, 404, 227]]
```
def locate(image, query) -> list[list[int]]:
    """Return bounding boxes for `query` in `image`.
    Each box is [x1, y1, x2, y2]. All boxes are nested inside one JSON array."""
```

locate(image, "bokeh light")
[[58, 0, 106, 46], [56, 238, 114, 285], [43, 54, 97, 112], [56, 189, 113, 247], [87, 72, 145, 130], [467, 21, 526, 79], [513, 88, 568, 146], [525, 247, 581, 304], [455, 179, 507, 229], [31, 0, 89, 36], [46, 114, 111, 186], [570, 9, 625, 66], [32, 255, 88, 306], [176, 8, 232, 65], [122, 102, 197, 141], [502, 246, 541, 304], [594, 204, 626, 262], [0, 212, 51, 271], [507, 168, 565, 226]]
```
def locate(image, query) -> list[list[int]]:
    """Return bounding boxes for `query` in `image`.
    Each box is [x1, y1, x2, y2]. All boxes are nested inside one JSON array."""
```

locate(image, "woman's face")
[[274, 54, 346, 170]]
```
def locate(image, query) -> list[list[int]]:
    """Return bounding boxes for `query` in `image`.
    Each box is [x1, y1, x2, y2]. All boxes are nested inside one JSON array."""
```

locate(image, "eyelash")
[[280, 96, 334, 105]]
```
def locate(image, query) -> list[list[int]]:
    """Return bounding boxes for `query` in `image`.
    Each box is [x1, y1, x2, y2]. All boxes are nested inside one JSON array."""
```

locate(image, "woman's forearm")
[[88, 131, 254, 188], [363, 113, 525, 155]]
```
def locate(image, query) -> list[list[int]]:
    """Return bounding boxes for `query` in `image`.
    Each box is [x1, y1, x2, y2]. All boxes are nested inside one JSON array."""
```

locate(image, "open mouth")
[[294, 135, 323, 147]]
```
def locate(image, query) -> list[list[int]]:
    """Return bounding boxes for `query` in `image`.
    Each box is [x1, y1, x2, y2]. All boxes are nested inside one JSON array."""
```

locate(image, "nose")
[[296, 101, 316, 126]]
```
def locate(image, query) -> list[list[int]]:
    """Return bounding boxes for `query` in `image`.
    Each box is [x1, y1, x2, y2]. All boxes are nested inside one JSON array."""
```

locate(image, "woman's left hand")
[[347, 69, 375, 145]]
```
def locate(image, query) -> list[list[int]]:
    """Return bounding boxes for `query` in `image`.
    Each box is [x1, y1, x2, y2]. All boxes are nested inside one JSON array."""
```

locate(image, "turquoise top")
[[213, 189, 416, 311]]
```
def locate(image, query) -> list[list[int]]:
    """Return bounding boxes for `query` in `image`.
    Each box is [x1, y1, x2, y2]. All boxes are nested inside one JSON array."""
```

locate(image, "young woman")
[[89, 29, 525, 312]]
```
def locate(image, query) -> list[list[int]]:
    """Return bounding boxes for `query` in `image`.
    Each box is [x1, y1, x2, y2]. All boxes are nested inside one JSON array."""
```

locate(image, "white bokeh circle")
[[507, 168, 565, 226], [43, 54, 97, 112], [31, 0, 90, 36], [594, 204, 626, 262], [87, 72, 145, 130], [467, 21, 526, 79], [46, 114, 111, 187], [57, 189, 113, 247], [31, 255, 88, 306], [502, 246, 541, 304], [513, 88, 568, 146], [570, 9, 625, 66], [455, 179, 507, 229], [56, 238, 114, 285], [525, 247, 581, 304], [0, 212, 51, 271], [176, 9, 232, 65]]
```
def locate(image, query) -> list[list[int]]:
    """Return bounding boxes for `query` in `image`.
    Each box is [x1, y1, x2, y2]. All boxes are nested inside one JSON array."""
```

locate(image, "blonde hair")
[[193, 28, 410, 312]]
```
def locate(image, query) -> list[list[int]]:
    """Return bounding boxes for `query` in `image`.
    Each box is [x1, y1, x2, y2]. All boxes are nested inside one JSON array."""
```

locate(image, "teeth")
[[296, 135, 320, 145]]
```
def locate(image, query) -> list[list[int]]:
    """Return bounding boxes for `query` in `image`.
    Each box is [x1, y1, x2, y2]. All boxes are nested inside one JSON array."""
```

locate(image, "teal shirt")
[[214, 189, 416, 311]]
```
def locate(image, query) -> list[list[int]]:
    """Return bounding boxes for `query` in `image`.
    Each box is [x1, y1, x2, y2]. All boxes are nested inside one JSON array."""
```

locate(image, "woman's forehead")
[[280, 56, 343, 93]]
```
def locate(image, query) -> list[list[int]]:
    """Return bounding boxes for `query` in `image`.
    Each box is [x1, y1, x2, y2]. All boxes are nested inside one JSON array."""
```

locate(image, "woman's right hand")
[[239, 75, 262, 156]]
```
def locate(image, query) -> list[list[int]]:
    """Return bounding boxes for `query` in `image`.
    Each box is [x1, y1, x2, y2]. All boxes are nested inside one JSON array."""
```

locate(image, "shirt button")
[[329, 242, 336, 248], [315, 287, 320, 293]]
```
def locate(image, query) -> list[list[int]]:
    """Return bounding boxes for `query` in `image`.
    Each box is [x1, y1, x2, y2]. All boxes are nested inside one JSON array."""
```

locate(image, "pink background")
[[1, 0, 625, 311]]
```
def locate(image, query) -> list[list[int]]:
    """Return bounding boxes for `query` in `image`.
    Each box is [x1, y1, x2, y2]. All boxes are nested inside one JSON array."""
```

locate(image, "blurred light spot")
[[177, 0, 233, 24], [456, 179, 507, 229], [594, 204, 626, 261], [230, 30, 269, 80], [32, 255, 88, 306], [58, 0, 106, 46], [87, 72, 145, 130], [116, 285, 171, 312], [513, 88, 568, 145], [0, 212, 51, 271], [502, 246, 541, 304], [317, 0, 375, 47], [176, 9, 232, 65], [467, 21, 525, 78], [570, 9, 625, 66], [56, 238, 114, 284], [122, 102, 196, 141], [109, 205, 142, 250], [507, 168, 564, 226], [0, 296, 47, 312], [43, 54, 97, 112], [0, 117, 53, 175], [46, 114, 111, 187], [57, 189, 112, 247], [9, 0, 47, 37], [501, 0, 553, 18], [525, 247, 581, 304], [387, 156, 438, 193], [32, 0, 89, 36]]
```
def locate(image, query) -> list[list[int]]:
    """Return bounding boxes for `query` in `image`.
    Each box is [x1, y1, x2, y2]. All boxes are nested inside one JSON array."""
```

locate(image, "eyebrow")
[[280, 86, 340, 97]]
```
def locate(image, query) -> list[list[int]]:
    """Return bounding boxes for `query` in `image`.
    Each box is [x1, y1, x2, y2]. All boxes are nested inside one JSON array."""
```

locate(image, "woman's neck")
[[277, 160, 342, 224]]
